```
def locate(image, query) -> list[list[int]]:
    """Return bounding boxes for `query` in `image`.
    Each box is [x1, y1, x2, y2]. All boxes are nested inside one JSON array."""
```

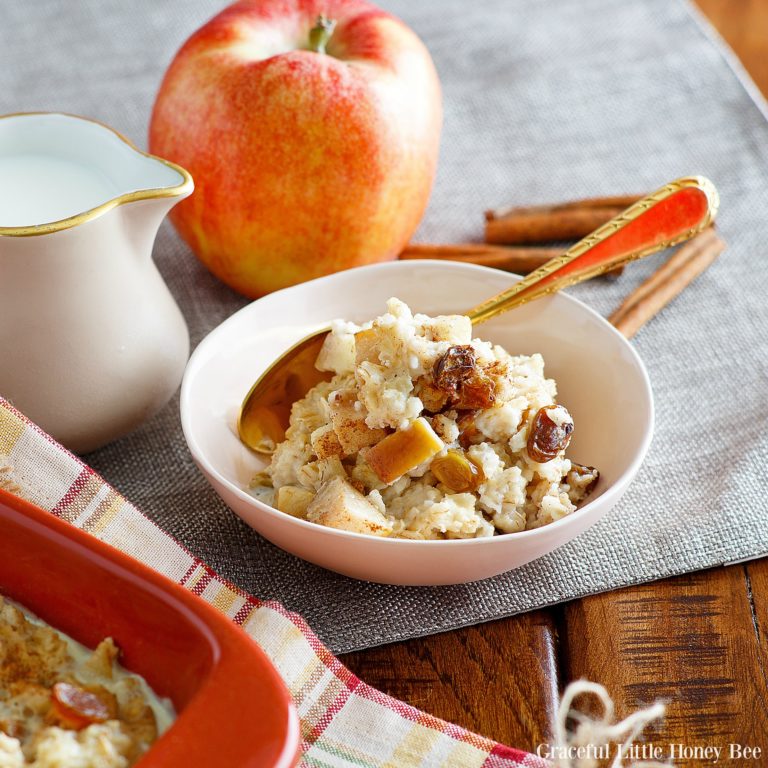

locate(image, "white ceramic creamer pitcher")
[[0, 113, 193, 453]]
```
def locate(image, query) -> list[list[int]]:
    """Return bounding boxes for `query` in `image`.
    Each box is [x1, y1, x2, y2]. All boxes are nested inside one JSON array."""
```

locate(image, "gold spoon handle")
[[466, 176, 719, 325]]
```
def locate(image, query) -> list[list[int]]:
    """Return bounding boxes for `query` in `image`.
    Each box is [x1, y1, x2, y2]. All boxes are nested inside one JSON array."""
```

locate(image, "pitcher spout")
[[0, 112, 193, 238]]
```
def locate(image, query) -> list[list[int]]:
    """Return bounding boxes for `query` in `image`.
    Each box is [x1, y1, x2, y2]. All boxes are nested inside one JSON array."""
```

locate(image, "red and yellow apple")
[[149, 0, 442, 298]]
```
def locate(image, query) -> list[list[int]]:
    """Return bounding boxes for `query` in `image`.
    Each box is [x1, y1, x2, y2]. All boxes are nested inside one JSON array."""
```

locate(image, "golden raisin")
[[433, 345, 476, 391], [433, 346, 496, 410], [51, 682, 110, 729], [527, 406, 574, 463], [452, 372, 496, 409], [431, 450, 485, 492], [567, 463, 600, 496], [457, 411, 483, 449]]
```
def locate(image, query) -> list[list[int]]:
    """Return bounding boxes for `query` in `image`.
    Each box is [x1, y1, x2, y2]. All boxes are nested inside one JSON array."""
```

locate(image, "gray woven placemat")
[[3, 0, 768, 654]]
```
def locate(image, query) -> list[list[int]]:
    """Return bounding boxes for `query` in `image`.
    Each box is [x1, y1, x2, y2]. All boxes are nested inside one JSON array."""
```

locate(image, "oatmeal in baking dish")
[[251, 298, 599, 539], [0, 596, 173, 768]]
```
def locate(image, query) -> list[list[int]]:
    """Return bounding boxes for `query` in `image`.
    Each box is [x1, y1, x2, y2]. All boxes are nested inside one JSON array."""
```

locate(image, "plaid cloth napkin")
[[0, 396, 545, 768]]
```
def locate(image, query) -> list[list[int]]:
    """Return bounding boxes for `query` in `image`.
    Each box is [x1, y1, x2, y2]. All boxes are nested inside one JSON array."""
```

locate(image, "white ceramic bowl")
[[181, 260, 653, 585]]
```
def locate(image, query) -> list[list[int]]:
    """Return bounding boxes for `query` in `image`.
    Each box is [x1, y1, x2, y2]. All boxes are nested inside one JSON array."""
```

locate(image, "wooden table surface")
[[340, 2, 768, 758]]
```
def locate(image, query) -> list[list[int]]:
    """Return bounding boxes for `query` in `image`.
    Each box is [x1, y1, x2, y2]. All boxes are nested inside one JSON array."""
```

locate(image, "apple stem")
[[308, 15, 336, 54]]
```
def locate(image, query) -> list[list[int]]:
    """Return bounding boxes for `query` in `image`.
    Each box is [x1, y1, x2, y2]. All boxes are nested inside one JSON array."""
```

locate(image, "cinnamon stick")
[[399, 244, 562, 272], [485, 194, 642, 222], [484, 194, 642, 245], [400, 243, 624, 278], [485, 205, 632, 244], [609, 227, 725, 339]]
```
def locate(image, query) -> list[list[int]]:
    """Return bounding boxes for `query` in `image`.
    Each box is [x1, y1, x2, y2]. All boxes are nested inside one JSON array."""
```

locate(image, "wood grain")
[[342, 2, 768, 754], [560, 568, 768, 745], [341, 611, 560, 749]]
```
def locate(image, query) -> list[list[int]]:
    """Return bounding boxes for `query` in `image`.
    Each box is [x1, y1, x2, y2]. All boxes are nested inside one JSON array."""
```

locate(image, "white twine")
[[553, 680, 670, 768]]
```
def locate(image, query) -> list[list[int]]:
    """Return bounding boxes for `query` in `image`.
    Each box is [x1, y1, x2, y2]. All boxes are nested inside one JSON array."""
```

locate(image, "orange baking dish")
[[0, 487, 300, 767]]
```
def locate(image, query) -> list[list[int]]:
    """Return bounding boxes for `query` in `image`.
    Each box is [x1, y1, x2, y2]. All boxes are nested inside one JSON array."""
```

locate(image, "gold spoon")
[[239, 176, 718, 454]]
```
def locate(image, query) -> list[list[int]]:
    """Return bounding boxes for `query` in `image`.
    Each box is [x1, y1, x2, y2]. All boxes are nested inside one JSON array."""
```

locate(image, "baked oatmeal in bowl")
[[181, 260, 653, 585], [0, 597, 173, 768], [250, 298, 599, 540]]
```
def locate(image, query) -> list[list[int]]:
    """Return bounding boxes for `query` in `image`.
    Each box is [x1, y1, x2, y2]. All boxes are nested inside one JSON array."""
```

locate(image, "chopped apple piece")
[[354, 328, 380, 365], [276, 485, 315, 518], [364, 417, 444, 484], [310, 424, 344, 459], [316, 332, 356, 373], [306, 477, 392, 536], [427, 314, 472, 344], [328, 389, 387, 455]]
